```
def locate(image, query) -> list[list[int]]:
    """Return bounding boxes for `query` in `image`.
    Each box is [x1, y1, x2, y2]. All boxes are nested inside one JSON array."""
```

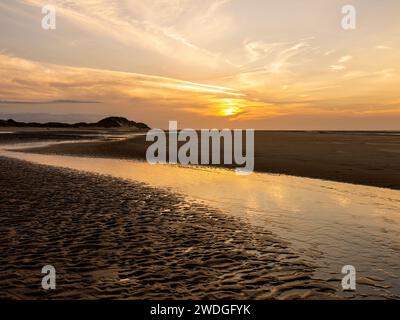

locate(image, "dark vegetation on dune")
[[0, 116, 150, 130]]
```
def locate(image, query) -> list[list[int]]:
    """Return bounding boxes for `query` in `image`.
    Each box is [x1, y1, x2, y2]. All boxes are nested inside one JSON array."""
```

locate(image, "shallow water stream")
[[1, 142, 399, 299]]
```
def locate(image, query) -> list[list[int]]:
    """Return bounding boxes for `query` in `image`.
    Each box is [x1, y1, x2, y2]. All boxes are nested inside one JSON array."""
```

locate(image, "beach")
[[16, 130, 400, 190], [1, 130, 400, 300], [2, 0, 400, 310], [0, 155, 334, 299]]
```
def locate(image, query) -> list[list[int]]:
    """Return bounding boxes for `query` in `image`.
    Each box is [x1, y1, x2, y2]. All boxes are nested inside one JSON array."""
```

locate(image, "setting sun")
[[221, 106, 241, 117]]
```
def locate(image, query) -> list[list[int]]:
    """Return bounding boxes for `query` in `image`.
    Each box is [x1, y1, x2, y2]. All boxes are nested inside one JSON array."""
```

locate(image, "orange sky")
[[0, 0, 399, 129]]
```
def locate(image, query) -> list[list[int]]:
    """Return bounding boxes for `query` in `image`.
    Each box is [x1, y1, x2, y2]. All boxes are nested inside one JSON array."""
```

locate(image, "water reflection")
[[1, 143, 400, 298]]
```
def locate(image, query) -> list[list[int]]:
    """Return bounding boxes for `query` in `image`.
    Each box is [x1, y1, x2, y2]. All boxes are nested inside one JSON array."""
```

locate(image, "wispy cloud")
[[22, 0, 234, 71], [330, 65, 346, 71], [338, 55, 352, 64], [0, 53, 254, 117], [375, 45, 392, 50], [0, 99, 100, 104]]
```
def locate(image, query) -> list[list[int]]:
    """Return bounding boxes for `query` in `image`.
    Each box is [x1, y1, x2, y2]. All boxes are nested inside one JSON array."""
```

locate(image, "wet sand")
[[0, 128, 144, 145], [0, 156, 336, 300], [19, 130, 400, 190], [0, 129, 99, 145]]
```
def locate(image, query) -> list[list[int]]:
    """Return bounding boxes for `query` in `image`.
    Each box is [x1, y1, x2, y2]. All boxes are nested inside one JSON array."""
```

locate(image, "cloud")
[[337, 56, 352, 64], [0, 53, 256, 118], [324, 50, 336, 56], [330, 65, 346, 71], [22, 0, 234, 71], [375, 45, 392, 50], [0, 100, 100, 104], [0, 112, 103, 123], [239, 40, 313, 76]]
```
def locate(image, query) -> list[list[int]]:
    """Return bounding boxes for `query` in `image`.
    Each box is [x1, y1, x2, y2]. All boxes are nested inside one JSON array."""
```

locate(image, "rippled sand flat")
[[0, 157, 336, 299]]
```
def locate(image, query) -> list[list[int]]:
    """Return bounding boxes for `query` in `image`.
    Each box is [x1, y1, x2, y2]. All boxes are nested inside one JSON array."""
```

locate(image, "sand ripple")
[[0, 157, 335, 299]]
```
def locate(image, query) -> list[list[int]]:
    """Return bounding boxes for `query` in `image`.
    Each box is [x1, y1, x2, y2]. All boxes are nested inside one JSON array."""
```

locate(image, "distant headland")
[[0, 116, 150, 130]]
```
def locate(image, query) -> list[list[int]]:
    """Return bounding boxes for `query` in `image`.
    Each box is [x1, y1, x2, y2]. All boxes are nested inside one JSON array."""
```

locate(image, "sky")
[[0, 0, 399, 129]]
